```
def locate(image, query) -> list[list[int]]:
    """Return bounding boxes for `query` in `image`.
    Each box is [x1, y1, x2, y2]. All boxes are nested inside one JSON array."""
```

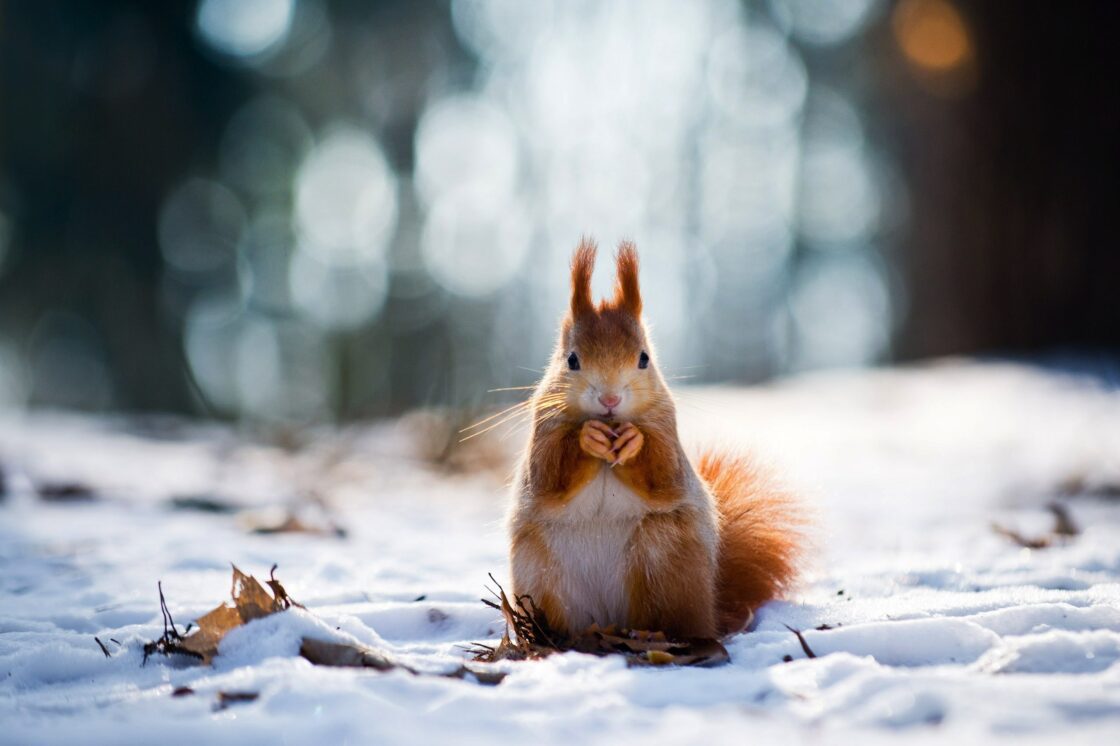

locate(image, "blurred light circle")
[[768, 0, 882, 47], [184, 293, 245, 411], [288, 246, 388, 330], [893, 0, 971, 72], [707, 26, 807, 128], [195, 0, 295, 59], [233, 318, 282, 417], [256, 0, 332, 78], [789, 253, 890, 368], [700, 130, 800, 244], [184, 293, 332, 419], [414, 96, 519, 210], [799, 141, 881, 245], [802, 86, 864, 146], [219, 96, 312, 196], [450, 0, 556, 61], [158, 178, 246, 274], [420, 190, 531, 298], [233, 317, 331, 421], [294, 127, 398, 265]]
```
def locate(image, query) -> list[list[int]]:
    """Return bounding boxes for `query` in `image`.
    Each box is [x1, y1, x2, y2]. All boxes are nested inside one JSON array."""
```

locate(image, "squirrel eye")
[[638, 351, 650, 369], [567, 352, 580, 371]]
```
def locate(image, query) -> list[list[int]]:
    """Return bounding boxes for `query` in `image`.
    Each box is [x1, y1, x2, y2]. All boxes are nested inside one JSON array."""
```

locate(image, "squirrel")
[[508, 239, 804, 640]]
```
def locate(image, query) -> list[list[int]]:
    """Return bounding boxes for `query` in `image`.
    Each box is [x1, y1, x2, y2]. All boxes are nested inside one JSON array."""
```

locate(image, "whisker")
[[459, 410, 532, 442], [461, 399, 565, 443], [459, 399, 533, 433], [460, 394, 566, 439]]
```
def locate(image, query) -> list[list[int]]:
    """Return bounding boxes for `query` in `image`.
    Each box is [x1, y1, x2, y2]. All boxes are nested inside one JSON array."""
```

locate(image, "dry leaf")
[[145, 566, 507, 684], [242, 511, 346, 538], [147, 565, 299, 664], [299, 638, 401, 672], [179, 604, 242, 662], [992, 503, 1081, 551], [232, 566, 282, 622], [300, 637, 506, 685]]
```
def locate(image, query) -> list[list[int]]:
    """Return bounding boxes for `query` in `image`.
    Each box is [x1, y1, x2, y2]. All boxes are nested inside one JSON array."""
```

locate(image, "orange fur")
[[509, 239, 805, 641], [612, 241, 642, 316], [570, 237, 597, 318], [625, 508, 716, 638], [697, 449, 806, 635]]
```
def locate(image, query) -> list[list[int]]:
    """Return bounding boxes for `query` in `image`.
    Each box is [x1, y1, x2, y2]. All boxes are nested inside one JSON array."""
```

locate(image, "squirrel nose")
[[598, 393, 621, 409]]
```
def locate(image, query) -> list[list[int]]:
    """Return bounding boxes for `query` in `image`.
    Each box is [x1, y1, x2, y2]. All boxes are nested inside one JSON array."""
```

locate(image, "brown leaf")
[[300, 637, 507, 685], [180, 604, 242, 663], [265, 563, 304, 610], [244, 512, 346, 538], [152, 566, 295, 665], [232, 565, 281, 622], [299, 638, 403, 672]]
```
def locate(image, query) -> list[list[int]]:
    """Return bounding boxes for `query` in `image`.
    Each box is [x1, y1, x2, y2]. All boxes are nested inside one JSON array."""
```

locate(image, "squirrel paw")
[[580, 420, 617, 461], [611, 423, 644, 466]]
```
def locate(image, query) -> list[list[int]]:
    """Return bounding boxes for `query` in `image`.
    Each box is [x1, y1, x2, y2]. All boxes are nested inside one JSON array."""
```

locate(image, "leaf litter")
[[991, 502, 1081, 550], [469, 575, 730, 668], [144, 564, 508, 686]]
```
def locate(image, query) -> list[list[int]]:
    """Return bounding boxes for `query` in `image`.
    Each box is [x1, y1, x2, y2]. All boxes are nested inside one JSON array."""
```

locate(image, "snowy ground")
[[2, 360, 1120, 745]]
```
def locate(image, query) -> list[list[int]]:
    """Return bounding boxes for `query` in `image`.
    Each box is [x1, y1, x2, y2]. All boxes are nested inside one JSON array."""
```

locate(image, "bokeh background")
[[1, 0, 1117, 424]]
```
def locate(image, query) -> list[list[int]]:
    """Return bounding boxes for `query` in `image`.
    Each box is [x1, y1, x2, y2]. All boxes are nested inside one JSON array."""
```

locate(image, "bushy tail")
[[696, 449, 807, 636]]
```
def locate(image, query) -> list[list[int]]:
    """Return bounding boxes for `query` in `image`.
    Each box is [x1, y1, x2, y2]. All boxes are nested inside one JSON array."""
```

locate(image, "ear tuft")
[[570, 237, 597, 317], [613, 240, 642, 316]]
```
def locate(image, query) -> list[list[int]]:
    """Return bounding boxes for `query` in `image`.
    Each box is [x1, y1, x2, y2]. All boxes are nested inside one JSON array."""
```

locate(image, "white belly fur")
[[545, 465, 649, 630]]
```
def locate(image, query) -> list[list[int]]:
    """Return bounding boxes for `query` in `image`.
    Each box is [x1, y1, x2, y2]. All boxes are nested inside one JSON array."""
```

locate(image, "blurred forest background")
[[0, 0, 1117, 424]]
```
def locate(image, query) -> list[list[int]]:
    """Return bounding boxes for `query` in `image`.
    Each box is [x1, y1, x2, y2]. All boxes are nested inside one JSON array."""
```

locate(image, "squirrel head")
[[543, 238, 671, 423]]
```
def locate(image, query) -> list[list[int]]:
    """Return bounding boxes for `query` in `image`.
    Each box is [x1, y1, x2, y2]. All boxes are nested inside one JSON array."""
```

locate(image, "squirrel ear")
[[613, 240, 642, 316], [570, 237, 597, 318]]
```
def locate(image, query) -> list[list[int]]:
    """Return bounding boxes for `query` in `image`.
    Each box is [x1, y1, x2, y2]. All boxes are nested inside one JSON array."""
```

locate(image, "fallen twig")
[[783, 624, 817, 659], [992, 502, 1080, 549], [94, 637, 111, 658], [142, 581, 202, 665]]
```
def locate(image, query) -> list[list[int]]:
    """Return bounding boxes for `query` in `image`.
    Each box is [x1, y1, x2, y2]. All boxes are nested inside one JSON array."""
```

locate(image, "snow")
[[1, 360, 1119, 745]]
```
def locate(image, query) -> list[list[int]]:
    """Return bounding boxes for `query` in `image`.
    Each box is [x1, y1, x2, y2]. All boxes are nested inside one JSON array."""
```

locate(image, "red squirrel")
[[509, 239, 804, 639]]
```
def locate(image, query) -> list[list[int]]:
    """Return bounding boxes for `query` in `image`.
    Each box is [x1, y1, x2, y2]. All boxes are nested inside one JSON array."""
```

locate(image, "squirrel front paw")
[[580, 420, 617, 461], [611, 423, 644, 465]]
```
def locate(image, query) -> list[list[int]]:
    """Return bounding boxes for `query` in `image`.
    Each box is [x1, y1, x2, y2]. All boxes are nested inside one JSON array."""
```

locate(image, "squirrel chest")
[[544, 464, 650, 629]]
